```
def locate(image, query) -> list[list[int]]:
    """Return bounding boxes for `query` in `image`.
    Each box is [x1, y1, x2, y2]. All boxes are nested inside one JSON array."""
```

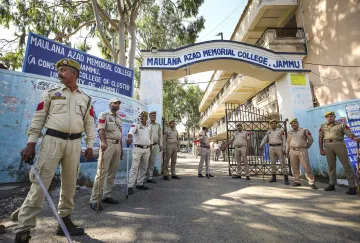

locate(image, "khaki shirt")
[[27, 84, 95, 148], [230, 131, 250, 147], [97, 111, 122, 140], [198, 131, 209, 146], [164, 127, 179, 146], [150, 122, 162, 145], [286, 128, 313, 151], [260, 128, 285, 150], [128, 122, 152, 146], [319, 122, 354, 140]]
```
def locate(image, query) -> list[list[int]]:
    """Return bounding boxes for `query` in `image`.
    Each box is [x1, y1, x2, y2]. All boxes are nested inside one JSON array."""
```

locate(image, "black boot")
[[346, 187, 357, 195], [56, 215, 85, 236], [284, 175, 290, 185], [269, 174, 277, 183], [14, 230, 31, 243], [324, 184, 335, 191]]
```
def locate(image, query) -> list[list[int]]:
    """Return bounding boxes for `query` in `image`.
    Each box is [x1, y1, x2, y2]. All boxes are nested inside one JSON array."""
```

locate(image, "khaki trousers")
[[324, 142, 356, 187], [146, 145, 158, 180], [14, 135, 81, 233], [164, 145, 178, 176], [269, 146, 288, 175], [198, 147, 210, 174], [128, 147, 150, 188], [289, 148, 314, 184], [90, 141, 121, 203], [235, 146, 249, 176]]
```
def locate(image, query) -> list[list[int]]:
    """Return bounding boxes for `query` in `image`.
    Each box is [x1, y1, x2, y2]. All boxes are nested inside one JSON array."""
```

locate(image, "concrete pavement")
[[1, 153, 360, 243]]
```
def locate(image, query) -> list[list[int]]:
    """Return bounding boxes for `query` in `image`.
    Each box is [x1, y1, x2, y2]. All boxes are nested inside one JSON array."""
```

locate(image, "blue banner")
[[344, 103, 360, 176], [23, 32, 134, 97]]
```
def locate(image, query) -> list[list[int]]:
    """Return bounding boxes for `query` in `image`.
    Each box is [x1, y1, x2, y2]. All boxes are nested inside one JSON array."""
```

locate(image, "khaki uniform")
[[164, 127, 179, 176], [90, 111, 122, 203], [231, 131, 250, 176], [260, 128, 288, 175], [198, 131, 210, 174], [14, 84, 94, 233], [286, 128, 315, 184], [147, 122, 162, 180], [128, 123, 152, 188], [319, 122, 356, 187]]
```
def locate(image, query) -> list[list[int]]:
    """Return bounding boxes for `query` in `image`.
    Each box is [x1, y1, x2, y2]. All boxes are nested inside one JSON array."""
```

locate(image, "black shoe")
[[89, 202, 103, 211], [136, 185, 149, 190], [206, 174, 214, 177], [56, 215, 85, 236], [172, 175, 181, 179], [292, 182, 301, 187], [346, 187, 357, 195], [269, 174, 277, 183], [324, 184, 335, 191], [198, 174, 204, 178], [14, 230, 31, 243], [147, 179, 157, 183], [163, 176, 169, 180], [128, 187, 134, 195], [232, 175, 241, 179], [310, 184, 318, 190], [0, 225, 5, 234], [102, 197, 119, 204], [246, 176, 250, 180], [284, 175, 290, 185]]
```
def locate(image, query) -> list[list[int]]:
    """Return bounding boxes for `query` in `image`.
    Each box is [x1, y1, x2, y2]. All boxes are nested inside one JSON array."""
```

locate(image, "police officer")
[[126, 111, 152, 194], [14, 58, 95, 242], [89, 97, 123, 211], [286, 118, 317, 189], [198, 127, 214, 177], [163, 120, 181, 180], [319, 111, 359, 195], [259, 120, 289, 185], [146, 111, 162, 183], [227, 123, 250, 180]]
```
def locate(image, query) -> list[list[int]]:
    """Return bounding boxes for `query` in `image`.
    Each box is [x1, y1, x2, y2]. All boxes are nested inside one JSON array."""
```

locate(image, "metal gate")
[[225, 103, 290, 176]]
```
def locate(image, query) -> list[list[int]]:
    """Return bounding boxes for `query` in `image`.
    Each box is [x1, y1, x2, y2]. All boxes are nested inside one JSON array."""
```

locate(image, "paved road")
[[1, 154, 360, 243]]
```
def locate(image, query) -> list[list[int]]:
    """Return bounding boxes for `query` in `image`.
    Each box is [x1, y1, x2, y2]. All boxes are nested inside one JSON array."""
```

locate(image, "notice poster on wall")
[[344, 103, 360, 173]]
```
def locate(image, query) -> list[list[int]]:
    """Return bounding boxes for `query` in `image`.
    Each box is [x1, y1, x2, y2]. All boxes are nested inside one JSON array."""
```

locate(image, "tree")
[[163, 80, 186, 123]]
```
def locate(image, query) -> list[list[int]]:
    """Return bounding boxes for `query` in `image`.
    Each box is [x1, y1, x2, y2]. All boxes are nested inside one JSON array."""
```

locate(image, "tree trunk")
[[117, 19, 126, 66], [127, 19, 136, 69]]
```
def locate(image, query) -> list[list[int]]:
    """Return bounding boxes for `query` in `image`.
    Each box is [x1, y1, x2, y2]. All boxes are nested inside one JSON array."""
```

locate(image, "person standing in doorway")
[[89, 97, 123, 211], [146, 111, 162, 184], [198, 127, 214, 177], [259, 120, 289, 185], [220, 140, 227, 161], [286, 118, 317, 189], [126, 111, 152, 195], [319, 111, 359, 195], [227, 123, 250, 180], [163, 120, 181, 180], [13, 58, 95, 242], [213, 141, 220, 161]]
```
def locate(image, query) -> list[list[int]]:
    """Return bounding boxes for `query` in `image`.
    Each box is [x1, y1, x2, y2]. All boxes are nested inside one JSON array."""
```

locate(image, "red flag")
[[36, 102, 44, 111], [89, 106, 94, 117]]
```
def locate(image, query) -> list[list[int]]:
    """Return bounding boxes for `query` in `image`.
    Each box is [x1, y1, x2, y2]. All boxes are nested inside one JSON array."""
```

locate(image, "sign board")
[[290, 74, 306, 85], [23, 32, 134, 97]]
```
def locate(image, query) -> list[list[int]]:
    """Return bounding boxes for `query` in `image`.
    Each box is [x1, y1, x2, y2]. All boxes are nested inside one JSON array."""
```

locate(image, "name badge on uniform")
[[51, 92, 66, 100]]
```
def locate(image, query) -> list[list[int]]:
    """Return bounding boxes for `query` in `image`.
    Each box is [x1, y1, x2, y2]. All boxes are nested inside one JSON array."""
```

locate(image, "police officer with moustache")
[[89, 97, 123, 211], [286, 118, 317, 189], [259, 120, 289, 185], [146, 111, 162, 183], [126, 111, 152, 195], [198, 127, 214, 177], [14, 59, 95, 242], [163, 120, 181, 180], [227, 123, 251, 180], [319, 111, 359, 195]]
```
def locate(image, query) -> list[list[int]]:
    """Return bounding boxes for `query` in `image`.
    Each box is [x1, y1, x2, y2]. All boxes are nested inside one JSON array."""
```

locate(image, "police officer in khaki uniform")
[[227, 123, 251, 180], [146, 111, 162, 183], [163, 120, 181, 180], [286, 118, 317, 189], [319, 111, 359, 195], [89, 97, 123, 211], [126, 111, 152, 194], [259, 120, 289, 185], [198, 127, 214, 177], [14, 59, 95, 242]]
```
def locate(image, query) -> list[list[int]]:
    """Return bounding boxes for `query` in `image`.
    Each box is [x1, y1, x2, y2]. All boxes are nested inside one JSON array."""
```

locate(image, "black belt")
[[152, 143, 158, 146], [135, 144, 150, 149], [46, 129, 82, 140], [201, 145, 210, 149], [108, 139, 120, 144], [324, 139, 343, 143], [291, 147, 306, 151], [269, 144, 282, 147]]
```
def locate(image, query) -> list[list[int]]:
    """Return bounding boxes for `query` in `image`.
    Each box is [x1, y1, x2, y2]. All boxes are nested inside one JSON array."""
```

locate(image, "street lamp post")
[[215, 32, 223, 40]]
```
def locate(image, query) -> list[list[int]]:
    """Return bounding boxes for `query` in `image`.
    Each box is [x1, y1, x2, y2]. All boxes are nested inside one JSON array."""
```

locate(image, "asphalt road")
[[1, 154, 360, 243]]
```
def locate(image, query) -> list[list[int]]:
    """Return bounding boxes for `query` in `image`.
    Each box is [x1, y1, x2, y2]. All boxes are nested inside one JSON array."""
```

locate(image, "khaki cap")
[[56, 58, 81, 71], [290, 118, 298, 124], [269, 119, 277, 124], [109, 97, 121, 104], [324, 111, 335, 117]]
